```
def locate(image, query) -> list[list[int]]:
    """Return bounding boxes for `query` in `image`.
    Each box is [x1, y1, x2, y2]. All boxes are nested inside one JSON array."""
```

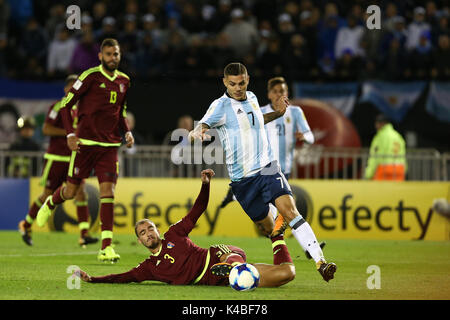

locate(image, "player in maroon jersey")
[[74, 169, 296, 288], [36, 39, 134, 263], [18, 75, 98, 247]]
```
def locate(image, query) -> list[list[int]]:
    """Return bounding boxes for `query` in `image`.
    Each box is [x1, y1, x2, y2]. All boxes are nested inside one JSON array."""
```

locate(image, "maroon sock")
[[271, 235, 293, 265], [24, 200, 42, 228], [100, 197, 114, 250], [76, 202, 89, 238], [49, 186, 66, 210]]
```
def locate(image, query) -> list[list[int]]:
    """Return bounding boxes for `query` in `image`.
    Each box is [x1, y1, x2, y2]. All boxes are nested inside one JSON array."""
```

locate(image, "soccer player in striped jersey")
[[18, 75, 98, 247], [189, 63, 336, 282], [261, 76, 314, 179], [36, 39, 134, 263], [74, 170, 296, 288]]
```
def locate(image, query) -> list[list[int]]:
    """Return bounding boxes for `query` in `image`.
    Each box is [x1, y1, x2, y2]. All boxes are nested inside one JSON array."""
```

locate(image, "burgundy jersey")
[[90, 183, 218, 285], [60, 65, 130, 145], [45, 100, 77, 156]]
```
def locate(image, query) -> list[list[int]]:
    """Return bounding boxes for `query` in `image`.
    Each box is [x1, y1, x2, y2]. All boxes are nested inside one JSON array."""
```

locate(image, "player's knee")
[[279, 264, 296, 285]]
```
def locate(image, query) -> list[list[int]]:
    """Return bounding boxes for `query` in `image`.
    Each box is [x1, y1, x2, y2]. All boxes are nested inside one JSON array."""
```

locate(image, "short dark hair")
[[101, 38, 119, 51], [267, 76, 287, 91], [224, 62, 247, 77], [134, 219, 153, 237]]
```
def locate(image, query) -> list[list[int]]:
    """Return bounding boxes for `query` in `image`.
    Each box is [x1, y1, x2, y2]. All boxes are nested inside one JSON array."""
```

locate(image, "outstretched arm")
[[74, 269, 140, 284], [264, 96, 289, 124], [169, 169, 215, 236]]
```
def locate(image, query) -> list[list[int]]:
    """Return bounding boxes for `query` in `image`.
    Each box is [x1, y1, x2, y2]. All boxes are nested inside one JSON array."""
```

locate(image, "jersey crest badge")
[[167, 242, 175, 249], [119, 83, 125, 93]]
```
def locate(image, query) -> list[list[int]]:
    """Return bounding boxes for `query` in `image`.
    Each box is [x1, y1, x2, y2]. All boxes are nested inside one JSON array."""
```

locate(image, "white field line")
[[0, 251, 97, 258]]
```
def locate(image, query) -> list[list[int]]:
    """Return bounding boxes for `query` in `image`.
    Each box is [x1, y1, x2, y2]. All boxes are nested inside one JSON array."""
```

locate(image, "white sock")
[[289, 215, 324, 264], [268, 203, 278, 220]]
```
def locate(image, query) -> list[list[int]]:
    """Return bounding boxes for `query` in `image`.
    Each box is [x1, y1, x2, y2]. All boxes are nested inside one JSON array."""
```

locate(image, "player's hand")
[[273, 96, 289, 116], [67, 134, 80, 152], [201, 169, 215, 184], [296, 132, 305, 141], [188, 129, 211, 143], [73, 269, 91, 282], [125, 131, 134, 148]]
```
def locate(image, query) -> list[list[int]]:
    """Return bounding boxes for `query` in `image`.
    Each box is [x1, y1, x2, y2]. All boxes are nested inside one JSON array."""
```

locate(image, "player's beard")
[[101, 59, 118, 72], [146, 237, 161, 250]]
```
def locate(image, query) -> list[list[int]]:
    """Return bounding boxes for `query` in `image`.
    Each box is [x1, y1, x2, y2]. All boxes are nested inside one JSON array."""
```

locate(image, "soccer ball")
[[228, 263, 260, 291]]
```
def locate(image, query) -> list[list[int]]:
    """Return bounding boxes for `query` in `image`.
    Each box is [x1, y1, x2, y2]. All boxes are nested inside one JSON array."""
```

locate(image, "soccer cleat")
[[220, 189, 235, 208], [79, 235, 99, 247], [97, 245, 120, 263], [36, 196, 54, 227], [305, 241, 327, 260], [18, 220, 33, 246], [210, 262, 234, 277], [270, 214, 288, 238], [317, 260, 337, 282]]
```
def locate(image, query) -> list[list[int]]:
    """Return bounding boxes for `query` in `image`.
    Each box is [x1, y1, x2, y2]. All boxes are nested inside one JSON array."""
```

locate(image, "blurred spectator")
[[317, 5, 342, 61], [284, 1, 301, 26], [138, 13, 164, 49], [257, 36, 283, 78], [47, 27, 77, 78], [256, 20, 275, 57], [209, 0, 232, 33], [135, 31, 163, 79], [95, 16, 118, 44], [431, 14, 449, 46], [361, 12, 385, 79], [161, 11, 189, 48], [7, 0, 32, 30], [119, 14, 139, 52], [74, 14, 94, 40], [408, 31, 433, 79], [7, 116, 40, 178], [298, 10, 318, 61], [317, 52, 336, 81], [45, 4, 65, 40], [180, 2, 204, 33], [277, 13, 296, 50], [178, 34, 213, 80], [222, 8, 258, 59], [335, 48, 362, 81], [282, 33, 312, 81], [92, 1, 107, 31], [19, 18, 48, 65], [406, 7, 431, 51], [162, 114, 193, 146], [210, 32, 235, 77], [383, 2, 399, 32], [378, 16, 408, 80], [335, 14, 364, 59], [70, 31, 100, 74], [431, 34, 450, 80], [425, 0, 440, 27]]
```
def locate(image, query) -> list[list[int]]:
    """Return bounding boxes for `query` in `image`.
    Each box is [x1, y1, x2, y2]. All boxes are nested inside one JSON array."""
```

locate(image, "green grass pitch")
[[0, 231, 449, 300]]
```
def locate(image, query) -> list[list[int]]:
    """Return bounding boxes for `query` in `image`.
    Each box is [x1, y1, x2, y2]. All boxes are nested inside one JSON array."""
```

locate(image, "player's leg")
[[252, 263, 296, 288], [95, 147, 120, 263], [18, 188, 53, 246], [254, 232, 295, 287], [210, 245, 247, 277], [75, 181, 98, 247], [275, 194, 336, 282]]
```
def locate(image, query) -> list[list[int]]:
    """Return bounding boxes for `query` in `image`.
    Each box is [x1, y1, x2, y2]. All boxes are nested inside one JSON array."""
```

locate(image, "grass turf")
[[0, 231, 449, 300]]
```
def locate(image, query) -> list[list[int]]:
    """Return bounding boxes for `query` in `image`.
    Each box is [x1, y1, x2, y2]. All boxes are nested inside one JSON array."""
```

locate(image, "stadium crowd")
[[1, 0, 449, 82]]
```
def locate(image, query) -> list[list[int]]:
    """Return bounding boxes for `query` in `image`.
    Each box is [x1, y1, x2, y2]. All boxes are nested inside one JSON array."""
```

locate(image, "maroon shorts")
[[67, 145, 119, 185], [196, 245, 247, 286], [41, 158, 69, 191]]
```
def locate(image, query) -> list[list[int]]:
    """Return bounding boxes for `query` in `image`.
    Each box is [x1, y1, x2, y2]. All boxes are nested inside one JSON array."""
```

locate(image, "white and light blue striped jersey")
[[200, 92, 276, 181], [260, 104, 314, 175]]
